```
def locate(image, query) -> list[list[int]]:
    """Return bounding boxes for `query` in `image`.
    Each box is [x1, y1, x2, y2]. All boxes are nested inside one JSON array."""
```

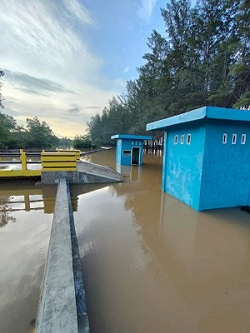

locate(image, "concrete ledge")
[[41, 171, 80, 184], [41, 160, 123, 184], [67, 184, 89, 333], [77, 160, 122, 182], [36, 178, 89, 332]]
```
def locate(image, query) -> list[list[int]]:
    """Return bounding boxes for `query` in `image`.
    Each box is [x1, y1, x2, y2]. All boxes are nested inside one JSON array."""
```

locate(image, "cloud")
[[67, 105, 81, 114], [137, 0, 157, 22], [67, 105, 100, 114], [0, 0, 125, 138], [2, 79, 116, 138], [4, 70, 74, 96], [63, 0, 94, 25], [124, 66, 130, 73], [1, 107, 20, 118], [0, 0, 100, 85]]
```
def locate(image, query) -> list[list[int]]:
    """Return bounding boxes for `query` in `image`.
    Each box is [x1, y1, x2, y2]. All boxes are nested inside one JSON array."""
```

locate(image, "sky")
[[0, 0, 168, 138]]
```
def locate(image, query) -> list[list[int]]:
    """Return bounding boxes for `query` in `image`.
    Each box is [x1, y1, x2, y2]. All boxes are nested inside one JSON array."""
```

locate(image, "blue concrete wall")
[[200, 120, 250, 210], [116, 139, 144, 166], [148, 106, 250, 211], [116, 139, 122, 165], [162, 132, 168, 191], [164, 123, 206, 210]]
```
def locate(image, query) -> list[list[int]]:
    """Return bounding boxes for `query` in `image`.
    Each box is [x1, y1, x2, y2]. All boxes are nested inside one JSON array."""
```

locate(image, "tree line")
[[0, 110, 96, 150], [0, 69, 61, 149], [0, 73, 94, 150], [0, 113, 59, 149], [88, 0, 250, 146], [0, 109, 97, 149]]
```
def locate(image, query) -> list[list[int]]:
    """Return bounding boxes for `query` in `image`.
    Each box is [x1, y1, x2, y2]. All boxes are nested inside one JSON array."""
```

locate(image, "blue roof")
[[111, 134, 152, 140], [146, 106, 250, 131]]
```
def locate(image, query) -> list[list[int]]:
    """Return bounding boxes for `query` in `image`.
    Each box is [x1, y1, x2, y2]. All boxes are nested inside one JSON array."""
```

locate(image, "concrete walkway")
[[36, 179, 89, 333]]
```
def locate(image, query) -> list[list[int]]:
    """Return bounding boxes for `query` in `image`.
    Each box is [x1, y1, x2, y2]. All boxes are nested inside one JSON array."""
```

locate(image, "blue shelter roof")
[[111, 134, 152, 140], [146, 106, 250, 131]]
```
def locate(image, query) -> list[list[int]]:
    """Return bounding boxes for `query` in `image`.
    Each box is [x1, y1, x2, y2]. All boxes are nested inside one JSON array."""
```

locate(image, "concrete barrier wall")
[[41, 160, 123, 185], [36, 178, 89, 333]]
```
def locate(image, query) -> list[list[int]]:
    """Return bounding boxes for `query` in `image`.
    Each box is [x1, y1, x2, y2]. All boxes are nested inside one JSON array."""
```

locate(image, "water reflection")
[[75, 150, 250, 333], [0, 180, 110, 333], [0, 183, 108, 229], [0, 196, 17, 227], [2, 148, 248, 333], [0, 184, 54, 333], [116, 164, 142, 182], [0, 185, 56, 228]]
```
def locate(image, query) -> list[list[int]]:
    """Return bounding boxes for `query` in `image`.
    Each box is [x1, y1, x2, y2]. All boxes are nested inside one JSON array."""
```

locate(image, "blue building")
[[146, 106, 250, 211], [111, 134, 152, 166]]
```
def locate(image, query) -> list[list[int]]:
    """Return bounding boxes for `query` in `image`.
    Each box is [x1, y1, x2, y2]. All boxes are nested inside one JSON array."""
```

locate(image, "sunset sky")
[[0, 0, 169, 138]]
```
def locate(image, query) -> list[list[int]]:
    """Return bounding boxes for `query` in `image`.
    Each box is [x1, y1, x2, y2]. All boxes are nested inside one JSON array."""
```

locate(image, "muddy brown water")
[[1, 149, 250, 332]]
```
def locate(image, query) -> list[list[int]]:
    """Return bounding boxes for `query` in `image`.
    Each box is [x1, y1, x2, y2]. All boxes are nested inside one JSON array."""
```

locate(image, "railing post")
[[20, 149, 27, 172]]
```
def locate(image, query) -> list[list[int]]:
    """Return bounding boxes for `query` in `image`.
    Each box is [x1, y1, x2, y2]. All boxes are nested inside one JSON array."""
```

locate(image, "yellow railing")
[[58, 149, 80, 160], [0, 149, 41, 178], [41, 151, 78, 171], [0, 149, 80, 178]]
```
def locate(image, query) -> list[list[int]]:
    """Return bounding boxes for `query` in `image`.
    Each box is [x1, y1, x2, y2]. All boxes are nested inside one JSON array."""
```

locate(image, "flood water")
[[1, 149, 250, 332], [0, 184, 55, 333]]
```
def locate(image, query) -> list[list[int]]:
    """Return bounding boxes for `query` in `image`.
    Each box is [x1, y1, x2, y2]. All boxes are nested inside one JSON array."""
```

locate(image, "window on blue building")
[[180, 135, 184, 144], [222, 133, 227, 144], [187, 134, 191, 144], [174, 135, 178, 144], [232, 134, 237, 144], [241, 134, 246, 144], [123, 150, 131, 156]]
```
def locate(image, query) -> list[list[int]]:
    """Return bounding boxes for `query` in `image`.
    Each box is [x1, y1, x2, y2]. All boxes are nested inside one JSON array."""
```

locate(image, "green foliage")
[[73, 134, 93, 149], [58, 137, 72, 149], [88, 0, 250, 144], [0, 112, 16, 149], [88, 96, 132, 145], [25, 117, 58, 148], [0, 113, 59, 149]]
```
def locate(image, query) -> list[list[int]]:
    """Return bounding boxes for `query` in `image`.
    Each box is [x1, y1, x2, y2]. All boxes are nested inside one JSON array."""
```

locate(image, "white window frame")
[[187, 134, 191, 145], [174, 135, 178, 144], [180, 135, 184, 144], [232, 134, 237, 144], [241, 134, 246, 144], [222, 133, 227, 144]]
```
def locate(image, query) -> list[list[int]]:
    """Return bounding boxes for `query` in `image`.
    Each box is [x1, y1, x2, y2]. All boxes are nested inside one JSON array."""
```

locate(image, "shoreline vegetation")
[[87, 0, 250, 146], [1, 1, 249, 151]]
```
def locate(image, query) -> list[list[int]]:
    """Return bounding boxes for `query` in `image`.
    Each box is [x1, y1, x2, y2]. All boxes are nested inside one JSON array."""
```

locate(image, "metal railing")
[[0, 149, 80, 178]]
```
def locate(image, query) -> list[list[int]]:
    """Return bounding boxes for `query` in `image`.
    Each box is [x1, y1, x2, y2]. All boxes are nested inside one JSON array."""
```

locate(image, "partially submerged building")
[[146, 106, 250, 211], [111, 134, 152, 166]]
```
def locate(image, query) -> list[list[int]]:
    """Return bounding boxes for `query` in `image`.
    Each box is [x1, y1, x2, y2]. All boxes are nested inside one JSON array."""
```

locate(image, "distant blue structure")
[[147, 106, 250, 211], [111, 134, 152, 166]]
